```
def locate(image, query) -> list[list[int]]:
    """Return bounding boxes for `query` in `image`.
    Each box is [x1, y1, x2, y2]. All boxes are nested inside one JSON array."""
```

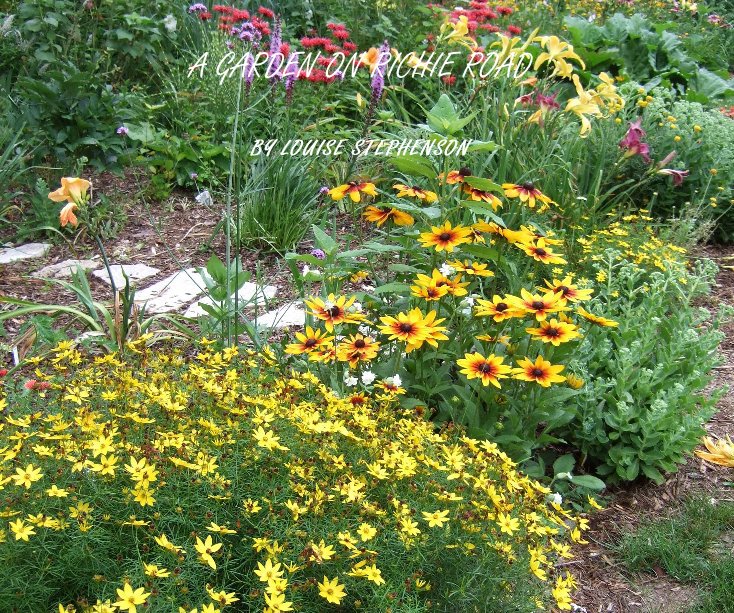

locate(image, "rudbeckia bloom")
[[519, 239, 567, 265], [526, 318, 580, 346], [393, 183, 438, 203], [457, 352, 511, 388], [502, 182, 554, 209], [475, 295, 523, 322], [363, 205, 414, 227], [328, 181, 378, 203], [336, 334, 380, 367], [411, 279, 449, 301], [305, 294, 366, 332], [513, 355, 565, 387], [418, 221, 473, 252], [576, 307, 619, 327], [414, 269, 470, 297], [462, 184, 503, 210], [543, 276, 593, 303], [508, 289, 565, 321], [440, 167, 472, 184], [378, 308, 447, 352], [285, 326, 334, 355]]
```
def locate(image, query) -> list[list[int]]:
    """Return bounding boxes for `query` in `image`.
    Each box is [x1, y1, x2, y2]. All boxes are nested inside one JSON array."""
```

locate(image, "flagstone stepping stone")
[[33, 259, 100, 279], [0, 243, 52, 265], [255, 302, 306, 329], [183, 283, 278, 318], [134, 268, 206, 314], [93, 264, 160, 287]]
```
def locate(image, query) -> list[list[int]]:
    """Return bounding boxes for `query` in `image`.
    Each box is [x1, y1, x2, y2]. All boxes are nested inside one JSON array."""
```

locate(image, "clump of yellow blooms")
[[0, 341, 585, 611]]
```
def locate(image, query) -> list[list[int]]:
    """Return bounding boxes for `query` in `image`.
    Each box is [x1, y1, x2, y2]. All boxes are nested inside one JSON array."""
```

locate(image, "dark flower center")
[[522, 182, 535, 191], [546, 328, 560, 337], [478, 363, 494, 374], [558, 285, 570, 296], [459, 167, 472, 176], [438, 232, 452, 242], [328, 306, 342, 317], [531, 301, 545, 310], [496, 303, 508, 312], [399, 323, 414, 333], [354, 339, 366, 349], [304, 338, 318, 348], [531, 368, 544, 377], [534, 248, 547, 257]]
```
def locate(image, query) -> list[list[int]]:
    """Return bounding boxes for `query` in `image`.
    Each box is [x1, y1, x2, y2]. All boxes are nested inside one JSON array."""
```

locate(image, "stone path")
[[1, 244, 297, 328]]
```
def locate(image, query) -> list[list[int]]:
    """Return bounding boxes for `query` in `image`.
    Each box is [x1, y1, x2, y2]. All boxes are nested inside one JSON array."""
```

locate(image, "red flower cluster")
[[440, 0, 520, 37], [207, 4, 273, 35]]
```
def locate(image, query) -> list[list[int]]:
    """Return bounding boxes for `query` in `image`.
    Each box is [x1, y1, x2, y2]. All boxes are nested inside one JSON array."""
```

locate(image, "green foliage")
[[236, 156, 325, 253], [566, 255, 725, 483], [564, 12, 734, 102]]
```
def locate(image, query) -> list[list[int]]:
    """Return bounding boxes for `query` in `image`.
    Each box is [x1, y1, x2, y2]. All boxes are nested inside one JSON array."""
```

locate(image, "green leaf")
[[389, 155, 436, 179], [570, 475, 606, 490], [553, 454, 576, 476], [372, 282, 411, 295], [206, 255, 227, 286], [461, 244, 499, 260], [464, 176, 503, 193], [311, 225, 337, 256]]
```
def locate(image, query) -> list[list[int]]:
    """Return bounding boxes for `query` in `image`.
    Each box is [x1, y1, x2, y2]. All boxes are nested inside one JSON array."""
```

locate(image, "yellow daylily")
[[564, 74, 603, 137], [439, 15, 477, 50], [534, 35, 585, 77]]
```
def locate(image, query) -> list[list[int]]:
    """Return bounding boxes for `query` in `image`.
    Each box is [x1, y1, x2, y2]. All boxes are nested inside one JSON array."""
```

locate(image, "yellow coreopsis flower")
[[318, 576, 347, 605], [114, 583, 150, 613], [195, 535, 223, 569]]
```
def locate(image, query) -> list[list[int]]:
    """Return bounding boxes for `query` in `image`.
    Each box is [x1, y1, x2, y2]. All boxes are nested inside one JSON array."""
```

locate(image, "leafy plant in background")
[[564, 13, 734, 102]]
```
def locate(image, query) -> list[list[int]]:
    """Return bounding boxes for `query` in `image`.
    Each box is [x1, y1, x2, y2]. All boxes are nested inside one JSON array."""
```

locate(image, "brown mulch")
[[570, 245, 734, 613]]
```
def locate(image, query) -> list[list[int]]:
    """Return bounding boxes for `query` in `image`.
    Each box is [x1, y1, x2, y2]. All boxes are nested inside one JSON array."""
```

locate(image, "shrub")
[[565, 241, 725, 483], [0, 341, 584, 611]]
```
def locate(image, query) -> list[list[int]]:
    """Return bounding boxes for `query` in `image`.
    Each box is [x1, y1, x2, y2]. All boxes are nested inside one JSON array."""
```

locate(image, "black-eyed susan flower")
[[304, 294, 366, 332], [526, 318, 580, 346], [502, 182, 554, 209], [457, 352, 512, 388], [513, 356, 566, 387], [419, 221, 473, 252], [411, 278, 450, 301], [328, 181, 377, 203], [518, 239, 567, 265], [543, 275, 593, 303], [462, 184, 502, 210], [500, 226, 536, 245], [474, 295, 524, 322], [393, 183, 438, 202], [363, 205, 414, 227], [440, 167, 472, 184], [285, 327, 334, 355], [447, 260, 494, 277], [336, 334, 380, 368], [576, 307, 619, 327], [508, 289, 565, 321], [378, 308, 447, 352], [414, 269, 470, 297]]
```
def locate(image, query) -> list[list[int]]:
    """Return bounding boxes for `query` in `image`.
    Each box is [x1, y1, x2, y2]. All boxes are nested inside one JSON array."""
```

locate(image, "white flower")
[[358, 325, 372, 336], [439, 263, 456, 276], [302, 265, 311, 276], [163, 14, 178, 33], [361, 371, 376, 385], [344, 375, 358, 387], [361, 284, 375, 292], [195, 190, 213, 206], [551, 493, 563, 505], [349, 302, 363, 313], [384, 374, 402, 388]]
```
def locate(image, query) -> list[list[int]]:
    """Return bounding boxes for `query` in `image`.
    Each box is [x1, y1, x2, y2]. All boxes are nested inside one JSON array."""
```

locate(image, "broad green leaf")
[[311, 224, 338, 255]]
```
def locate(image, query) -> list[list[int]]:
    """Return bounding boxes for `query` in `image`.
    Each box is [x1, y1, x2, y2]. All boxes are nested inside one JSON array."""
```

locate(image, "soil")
[[569, 244, 734, 613]]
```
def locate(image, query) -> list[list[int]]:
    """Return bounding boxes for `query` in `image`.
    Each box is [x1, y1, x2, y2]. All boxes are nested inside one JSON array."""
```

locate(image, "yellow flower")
[[318, 576, 347, 605], [357, 523, 377, 541], [497, 512, 520, 535], [206, 586, 240, 606], [695, 435, 734, 467], [195, 535, 223, 569], [143, 563, 171, 578], [206, 522, 237, 535], [12, 464, 43, 489], [10, 519, 36, 541], [114, 583, 150, 613], [255, 558, 284, 583], [421, 509, 450, 528]]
